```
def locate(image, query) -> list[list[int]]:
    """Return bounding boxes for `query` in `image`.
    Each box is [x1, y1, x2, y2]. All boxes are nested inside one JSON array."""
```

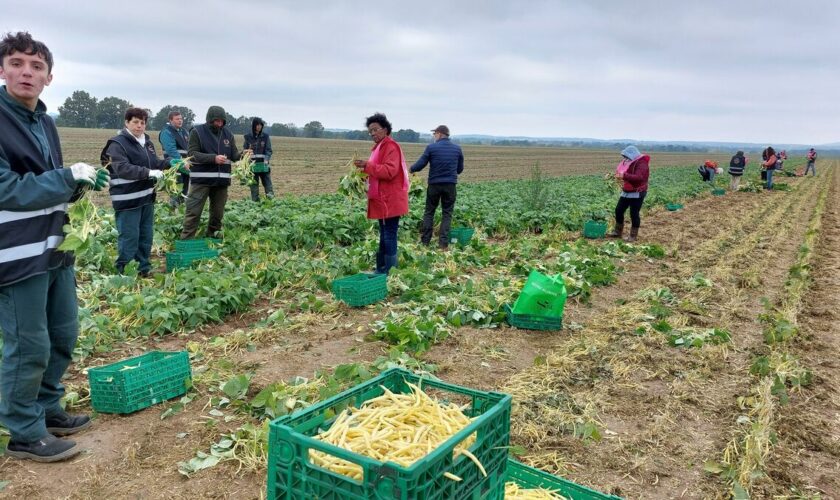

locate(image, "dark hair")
[[365, 112, 392, 135], [167, 110, 182, 121], [0, 31, 54, 73], [124, 107, 149, 123], [765, 146, 776, 158]]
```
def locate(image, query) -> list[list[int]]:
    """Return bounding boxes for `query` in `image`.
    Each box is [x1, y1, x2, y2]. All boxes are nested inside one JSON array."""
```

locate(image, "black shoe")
[[46, 413, 92, 436], [138, 271, 153, 279], [6, 435, 80, 463]]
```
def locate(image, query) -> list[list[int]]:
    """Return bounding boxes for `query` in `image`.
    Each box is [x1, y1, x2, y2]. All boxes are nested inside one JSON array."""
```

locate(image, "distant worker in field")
[[805, 148, 817, 176], [728, 151, 747, 191], [101, 107, 173, 276], [0, 31, 110, 463], [181, 105, 246, 239], [760, 146, 777, 190], [698, 159, 719, 184], [243, 117, 274, 201], [607, 145, 650, 242], [353, 112, 410, 274], [776, 149, 787, 172], [409, 125, 464, 249], [158, 110, 190, 207]]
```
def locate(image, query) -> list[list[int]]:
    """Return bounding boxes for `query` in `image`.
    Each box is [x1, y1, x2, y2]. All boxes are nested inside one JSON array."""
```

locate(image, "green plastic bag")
[[512, 270, 568, 317]]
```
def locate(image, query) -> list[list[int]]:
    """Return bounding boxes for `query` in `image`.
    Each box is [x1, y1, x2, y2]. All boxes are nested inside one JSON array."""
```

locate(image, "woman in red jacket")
[[607, 145, 650, 242], [353, 113, 410, 274]]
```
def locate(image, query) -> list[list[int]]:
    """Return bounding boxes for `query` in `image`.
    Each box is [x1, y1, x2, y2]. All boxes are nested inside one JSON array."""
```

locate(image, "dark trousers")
[[615, 191, 647, 228], [249, 171, 274, 201], [181, 184, 228, 239], [0, 266, 78, 442], [377, 217, 400, 274], [115, 203, 154, 273], [421, 183, 457, 247]]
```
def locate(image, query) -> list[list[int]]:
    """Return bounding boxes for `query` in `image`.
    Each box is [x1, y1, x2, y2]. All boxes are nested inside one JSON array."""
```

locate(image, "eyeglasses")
[[368, 127, 384, 135]]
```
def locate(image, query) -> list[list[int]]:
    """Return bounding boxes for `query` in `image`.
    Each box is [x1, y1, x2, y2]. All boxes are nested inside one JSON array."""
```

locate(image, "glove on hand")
[[69, 163, 97, 187]]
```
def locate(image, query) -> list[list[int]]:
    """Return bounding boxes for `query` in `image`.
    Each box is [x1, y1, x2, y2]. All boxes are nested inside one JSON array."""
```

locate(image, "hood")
[[251, 116, 266, 136], [205, 105, 227, 125], [620, 145, 641, 161]]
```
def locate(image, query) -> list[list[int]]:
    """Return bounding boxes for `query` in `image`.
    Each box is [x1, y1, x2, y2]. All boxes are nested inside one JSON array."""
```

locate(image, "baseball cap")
[[431, 125, 450, 135]]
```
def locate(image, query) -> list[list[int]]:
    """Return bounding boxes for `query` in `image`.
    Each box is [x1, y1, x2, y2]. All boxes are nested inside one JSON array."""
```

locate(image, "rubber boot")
[[374, 251, 386, 274], [625, 226, 639, 243], [607, 222, 624, 238], [383, 253, 398, 275]]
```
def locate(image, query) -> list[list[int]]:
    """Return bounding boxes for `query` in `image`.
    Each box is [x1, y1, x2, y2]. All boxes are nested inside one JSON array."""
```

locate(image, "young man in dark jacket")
[[0, 32, 109, 462], [409, 125, 464, 248], [102, 107, 172, 275], [180, 105, 244, 239], [243, 117, 274, 201]]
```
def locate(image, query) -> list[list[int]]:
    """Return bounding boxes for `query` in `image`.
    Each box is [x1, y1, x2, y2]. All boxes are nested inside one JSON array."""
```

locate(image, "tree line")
[[55, 90, 423, 143]]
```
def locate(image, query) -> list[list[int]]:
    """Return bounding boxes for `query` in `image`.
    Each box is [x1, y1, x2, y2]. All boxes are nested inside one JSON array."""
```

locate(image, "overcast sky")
[[5, 0, 838, 144]]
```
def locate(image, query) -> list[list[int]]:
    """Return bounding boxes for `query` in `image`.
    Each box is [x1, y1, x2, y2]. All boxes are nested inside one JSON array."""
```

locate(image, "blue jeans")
[[0, 266, 78, 442], [377, 217, 400, 274], [805, 162, 816, 176], [115, 203, 155, 273], [766, 169, 774, 189]]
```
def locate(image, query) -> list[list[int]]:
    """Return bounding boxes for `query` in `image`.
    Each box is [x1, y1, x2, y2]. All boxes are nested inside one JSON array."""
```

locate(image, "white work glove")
[[69, 162, 97, 186], [148, 170, 164, 182]]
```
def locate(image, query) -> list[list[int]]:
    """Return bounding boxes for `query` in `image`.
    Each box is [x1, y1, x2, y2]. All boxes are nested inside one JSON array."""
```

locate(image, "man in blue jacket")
[[410, 125, 464, 249], [158, 110, 190, 207], [0, 32, 109, 462]]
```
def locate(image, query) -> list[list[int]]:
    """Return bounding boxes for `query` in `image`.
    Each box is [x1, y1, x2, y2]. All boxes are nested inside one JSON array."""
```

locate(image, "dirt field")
[[1, 135, 835, 498], [59, 127, 733, 198]]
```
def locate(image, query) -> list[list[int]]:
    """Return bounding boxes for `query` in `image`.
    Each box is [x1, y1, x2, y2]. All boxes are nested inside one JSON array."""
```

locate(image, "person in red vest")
[[353, 113, 409, 274]]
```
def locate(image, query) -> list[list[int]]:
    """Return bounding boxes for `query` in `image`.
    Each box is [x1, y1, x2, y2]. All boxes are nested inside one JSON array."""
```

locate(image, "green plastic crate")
[[711, 188, 726, 196], [174, 238, 220, 252], [331, 273, 387, 307], [502, 459, 622, 500], [251, 162, 270, 173], [582, 220, 607, 239], [268, 368, 512, 500], [88, 351, 191, 414], [165, 248, 220, 272], [449, 227, 475, 246], [665, 203, 684, 211], [504, 304, 562, 331]]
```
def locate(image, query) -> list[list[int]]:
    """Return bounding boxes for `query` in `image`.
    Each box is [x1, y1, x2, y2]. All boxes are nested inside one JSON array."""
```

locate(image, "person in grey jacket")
[[409, 125, 464, 248]]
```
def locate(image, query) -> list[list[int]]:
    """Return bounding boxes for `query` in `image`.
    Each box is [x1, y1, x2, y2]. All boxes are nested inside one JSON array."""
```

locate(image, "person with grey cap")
[[409, 125, 464, 248], [607, 145, 650, 242]]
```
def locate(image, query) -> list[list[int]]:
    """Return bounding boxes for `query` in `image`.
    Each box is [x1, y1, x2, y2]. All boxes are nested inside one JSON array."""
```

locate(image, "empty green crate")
[[251, 163, 270, 173], [331, 272, 387, 307], [165, 249, 220, 271], [712, 188, 726, 196], [448, 227, 475, 246], [88, 351, 191, 414], [665, 203, 684, 211], [583, 220, 608, 239], [268, 368, 512, 500], [174, 238, 220, 252], [502, 459, 622, 500], [505, 304, 562, 331]]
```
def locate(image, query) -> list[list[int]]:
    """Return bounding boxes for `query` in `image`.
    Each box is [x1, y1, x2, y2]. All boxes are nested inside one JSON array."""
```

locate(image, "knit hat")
[[620, 145, 641, 161]]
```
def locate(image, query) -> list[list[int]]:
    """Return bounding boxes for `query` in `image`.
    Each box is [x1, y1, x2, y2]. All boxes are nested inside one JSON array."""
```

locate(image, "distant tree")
[[270, 122, 298, 137], [95, 96, 133, 130], [303, 121, 325, 138], [392, 129, 420, 143], [342, 130, 369, 141], [151, 105, 195, 130], [57, 90, 98, 128]]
